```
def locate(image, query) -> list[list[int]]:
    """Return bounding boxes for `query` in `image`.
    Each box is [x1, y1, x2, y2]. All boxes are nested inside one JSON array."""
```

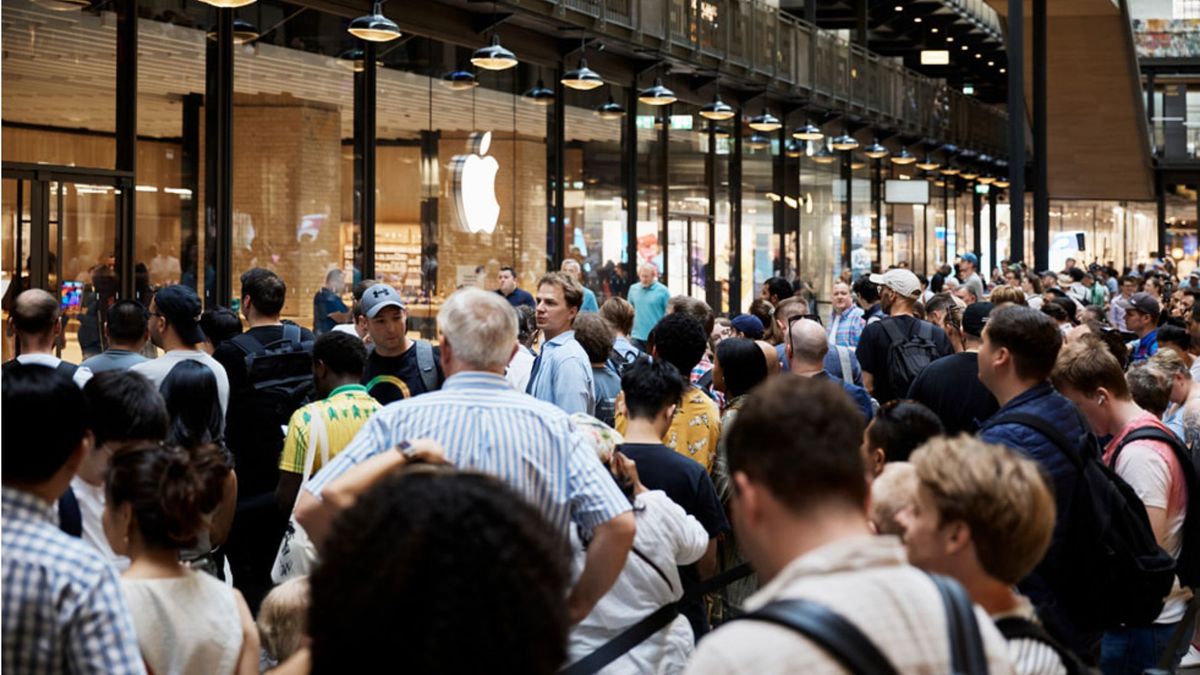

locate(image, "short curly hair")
[[309, 471, 571, 675]]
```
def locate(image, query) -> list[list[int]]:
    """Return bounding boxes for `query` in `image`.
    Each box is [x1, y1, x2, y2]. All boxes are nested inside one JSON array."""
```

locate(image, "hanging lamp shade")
[[440, 69, 479, 91], [940, 166, 961, 176], [595, 97, 626, 120], [638, 78, 676, 106], [348, 2, 401, 42], [978, 175, 997, 185], [850, 156, 867, 171], [793, 122, 824, 141], [831, 133, 859, 151], [523, 79, 555, 106], [562, 58, 604, 91], [960, 169, 980, 180], [863, 140, 889, 159], [748, 110, 782, 133], [337, 48, 382, 73], [785, 140, 804, 158], [710, 125, 731, 139], [916, 156, 941, 171], [471, 35, 518, 71], [890, 147, 916, 165], [207, 18, 260, 44], [746, 133, 771, 150], [699, 95, 735, 121], [811, 146, 836, 165], [32, 0, 93, 10], [994, 179, 1011, 189], [197, 0, 255, 7]]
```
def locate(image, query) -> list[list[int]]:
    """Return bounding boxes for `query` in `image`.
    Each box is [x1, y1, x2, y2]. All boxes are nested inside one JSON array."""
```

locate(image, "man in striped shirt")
[[297, 287, 635, 623]]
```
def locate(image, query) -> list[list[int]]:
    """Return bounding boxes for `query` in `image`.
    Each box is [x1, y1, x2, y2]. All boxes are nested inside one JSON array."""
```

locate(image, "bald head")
[[787, 318, 829, 368], [12, 289, 60, 336]]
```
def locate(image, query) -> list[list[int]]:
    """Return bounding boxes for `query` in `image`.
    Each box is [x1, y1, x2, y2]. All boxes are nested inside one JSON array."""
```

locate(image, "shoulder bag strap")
[[928, 573, 989, 675], [880, 317, 906, 344], [994, 617, 1081, 675], [918, 320, 933, 341], [837, 346, 853, 381], [743, 598, 901, 675], [415, 340, 438, 391], [292, 406, 328, 514], [229, 331, 265, 356], [629, 546, 674, 595]]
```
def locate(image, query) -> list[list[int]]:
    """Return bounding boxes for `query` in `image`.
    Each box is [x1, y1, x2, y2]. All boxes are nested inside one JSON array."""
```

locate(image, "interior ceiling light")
[[1000, 68, 1007, 73], [207, 18, 260, 44], [348, 1, 401, 42], [595, 96, 625, 120], [746, 133, 772, 150], [850, 156, 867, 170], [33, 0, 94, 10], [947, 36, 955, 42], [863, 140, 889, 159], [811, 146, 836, 165], [978, 175, 997, 185], [638, 78, 676, 106], [916, 156, 941, 171], [710, 125, 731, 139], [994, 179, 1011, 189], [831, 133, 859, 151], [940, 166, 960, 176], [960, 169, 980, 180], [891, 147, 916, 165], [748, 110, 782, 133], [961, 45, 969, 51], [337, 48, 381, 73], [522, 79, 555, 106], [440, 69, 478, 90], [931, 27, 939, 33], [793, 122, 825, 141], [562, 58, 604, 91], [785, 140, 804, 158], [699, 95, 735, 121], [197, 0, 255, 7], [471, 35, 518, 71], [913, 17, 922, 23]]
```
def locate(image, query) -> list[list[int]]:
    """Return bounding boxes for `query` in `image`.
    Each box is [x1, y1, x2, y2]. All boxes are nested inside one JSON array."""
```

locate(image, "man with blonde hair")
[[296, 288, 635, 624], [900, 435, 1074, 674]]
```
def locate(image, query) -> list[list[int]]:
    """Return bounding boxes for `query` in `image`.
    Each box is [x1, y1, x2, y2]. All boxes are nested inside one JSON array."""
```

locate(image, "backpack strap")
[[994, 617, 1082, 675], [55, 360, 78, 379], [917, 320, 933, 342], [1112, 425, 1187, 468], [928, 573, 989, 675], [985, 412, 1086, 471], [229, 331, 266, 357], [837, 345, 853, 381], [414, 340, 438, 392], [282, 322, 301, 346], [741, 599, 901, 675], [880, 317, 907, 344], [56, 487, 82, 538]]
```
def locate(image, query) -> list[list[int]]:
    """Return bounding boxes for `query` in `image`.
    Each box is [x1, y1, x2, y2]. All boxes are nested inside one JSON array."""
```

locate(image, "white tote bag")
[[270, 408, 329, 583]]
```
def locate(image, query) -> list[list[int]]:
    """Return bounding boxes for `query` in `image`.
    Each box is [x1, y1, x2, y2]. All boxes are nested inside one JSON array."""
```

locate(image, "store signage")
[[451, 131, 500, 234], [920, 50, 950, 65], [975, 183, 990, 195], [884, 178, 930, 204]]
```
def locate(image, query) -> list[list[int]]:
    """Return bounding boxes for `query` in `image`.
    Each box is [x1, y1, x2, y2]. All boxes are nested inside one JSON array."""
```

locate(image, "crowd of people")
[[2, 253, 1198, 675]]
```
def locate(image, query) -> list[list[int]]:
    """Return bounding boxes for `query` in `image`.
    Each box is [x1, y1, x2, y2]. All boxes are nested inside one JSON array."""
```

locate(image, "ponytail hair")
[[106, 443, 230, 550]]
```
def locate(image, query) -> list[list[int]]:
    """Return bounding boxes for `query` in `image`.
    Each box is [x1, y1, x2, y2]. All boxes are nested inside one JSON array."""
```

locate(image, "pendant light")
[[850, 156, 867, 171], [831, 133, 859, 151], [890, 147, 916, 165], [978, 175, 997, 185], [699, 95, 735, 121], [595, 96, 625, 120], [337, 48, 381, 73], [811, 145, 836, 165], [748, 109, 782, 133], [348, 1, 401, 42], [198, 0, 255, 8], [863, 139, 889, 159], [994, 179, 1011, 189], [710, 125, 732, 140], [785, 140, 804, 159], [472, 35, 518, 71], [638, 78, 676, 106], [207, 18, 260, 44], [916, 155, 941, 171], [440, 69, 479, 91], [523, 79, 555, 106], [746, 133, 771, 150], [32, 0, 93, 10], [654, 115, 671, 131], [793, 121, 824, 141], [940, 165, 960, 176], [562, 42, 604, 91], [960, 168, 980, 180]]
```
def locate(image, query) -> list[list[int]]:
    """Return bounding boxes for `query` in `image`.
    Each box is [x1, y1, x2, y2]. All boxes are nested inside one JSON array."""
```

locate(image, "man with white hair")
[[785, 317, 873, 421], [627, 262, 670, 350], [561, 259, 599, 313], [296, 287, 635, 624]]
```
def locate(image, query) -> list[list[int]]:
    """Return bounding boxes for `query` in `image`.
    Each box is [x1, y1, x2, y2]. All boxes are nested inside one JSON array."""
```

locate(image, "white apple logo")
[[451, 131, 500, 234]]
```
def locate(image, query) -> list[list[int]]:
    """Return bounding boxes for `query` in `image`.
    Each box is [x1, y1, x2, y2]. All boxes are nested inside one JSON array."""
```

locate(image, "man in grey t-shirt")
[[959, 252, 985, 301], [80, 299, 149, 373]]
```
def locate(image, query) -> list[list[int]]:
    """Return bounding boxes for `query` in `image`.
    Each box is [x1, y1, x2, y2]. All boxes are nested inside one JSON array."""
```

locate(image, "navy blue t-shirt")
[[313, 287, 349, 335], [618, 442, 729, 639], [497, 287, 535, 309]]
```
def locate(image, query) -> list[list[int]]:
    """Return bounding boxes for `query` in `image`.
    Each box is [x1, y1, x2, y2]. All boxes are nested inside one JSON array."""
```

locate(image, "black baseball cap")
[[962, 302, 993, 337], [1115, 292, 1161, 320], [153, 285, 205, 345]]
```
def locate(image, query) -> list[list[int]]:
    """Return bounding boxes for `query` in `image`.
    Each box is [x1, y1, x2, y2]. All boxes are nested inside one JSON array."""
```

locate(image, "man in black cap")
[[906, 302, 1000, 435], [1116, 291, 1161, 363], [131, 284, 229, 412]]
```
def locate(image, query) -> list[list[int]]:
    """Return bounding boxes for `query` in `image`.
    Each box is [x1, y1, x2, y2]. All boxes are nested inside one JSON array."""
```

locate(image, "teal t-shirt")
[[628, 282, 671, 341]]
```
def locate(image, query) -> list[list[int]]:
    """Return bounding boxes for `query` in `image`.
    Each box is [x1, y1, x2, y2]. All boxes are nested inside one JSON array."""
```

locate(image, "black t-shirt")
[[362, 342, 444, 404], [906, 351, 1000, 435], [855, 315, 953, 405], [618, 442, 729, 638]]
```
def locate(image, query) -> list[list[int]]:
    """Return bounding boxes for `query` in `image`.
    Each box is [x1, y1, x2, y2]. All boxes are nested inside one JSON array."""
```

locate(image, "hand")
[[399, 438, 451, 467], [611, 451, 646, 496]]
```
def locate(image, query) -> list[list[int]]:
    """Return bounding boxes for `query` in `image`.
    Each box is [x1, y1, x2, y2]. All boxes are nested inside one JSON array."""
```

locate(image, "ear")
[[732, 471, 759, 521], [870, 448, 886, 476], [664, 403, 678, 422], [64, 435, 90, 476], [943, 519, 972, 556]]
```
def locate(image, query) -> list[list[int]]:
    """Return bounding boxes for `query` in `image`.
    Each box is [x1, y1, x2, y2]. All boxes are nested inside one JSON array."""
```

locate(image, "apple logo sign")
[[450, 131, 500, 234]]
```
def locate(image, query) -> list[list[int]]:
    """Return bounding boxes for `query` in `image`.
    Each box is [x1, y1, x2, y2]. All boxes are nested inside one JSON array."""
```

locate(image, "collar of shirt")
[[996, 381, 1056, 414], [744, 535, 907, 612], [326, 383, 368, 398], [15, 353, 61, 368], [833, 305, 860, 320], [544, 329, 576, 348], [2, 486, 56, 525], [441, 371, 513, 392]]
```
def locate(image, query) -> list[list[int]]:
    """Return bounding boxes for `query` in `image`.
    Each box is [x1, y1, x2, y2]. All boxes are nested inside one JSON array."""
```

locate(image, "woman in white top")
[[104, 443, 259, 675], [567, 451, 709, 674]]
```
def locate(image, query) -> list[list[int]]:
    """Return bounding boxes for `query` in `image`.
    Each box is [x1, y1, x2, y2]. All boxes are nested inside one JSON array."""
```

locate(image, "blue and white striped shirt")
[[305, 372, 630, 537], [2, 487, 145, 675]]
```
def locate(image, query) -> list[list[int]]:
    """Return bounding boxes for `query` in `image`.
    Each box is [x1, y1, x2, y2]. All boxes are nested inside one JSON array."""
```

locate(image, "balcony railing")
[[530, 0, 1009, 155], [1133, 18, 1200, 58]]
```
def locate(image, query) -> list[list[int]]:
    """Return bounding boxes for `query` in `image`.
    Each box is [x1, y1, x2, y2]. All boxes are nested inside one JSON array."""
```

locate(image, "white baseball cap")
[[868, 268, 922, 299]]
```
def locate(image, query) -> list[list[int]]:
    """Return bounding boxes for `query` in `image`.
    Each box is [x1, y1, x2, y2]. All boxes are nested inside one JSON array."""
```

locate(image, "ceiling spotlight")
[[931, 28, 939, 33], [638, 78, 676, 106], [914, 17, 922, 23], [811, 146, 837, 165], [831, 133, 859, 151], [785, 140, 804, 158], [916, 156, 941, 171], [471, 35, 518, 71], [748, 110, 782, 133], [850, 157, 867, 170], [891, 147, 917, 165], [894, 4, 902, 10], [962, 45, 969, 51], [440, 69, 479, 90], [793, 122, 825, 141], [522, 79, 555, 106], [987, 60, 995, 66], [1000, 68, 1007, 73], [348, 1, 402, 42], [975, 53, 982, 59], [207, 18, 260, 44], [562, 58, 604, 91], [863, 140, 890, 159], [947, 36, 955, 42], [699, 95, 735, 121], [595, 96, 626, 120], [746, 133, 772, 150]]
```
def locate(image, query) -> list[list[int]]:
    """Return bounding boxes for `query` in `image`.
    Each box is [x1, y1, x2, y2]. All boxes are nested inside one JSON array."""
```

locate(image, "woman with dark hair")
[[159, 360, 237, 579], [105, 443, 258, 675], [861, 400, 944, 476], [199, 307, 243, 354]]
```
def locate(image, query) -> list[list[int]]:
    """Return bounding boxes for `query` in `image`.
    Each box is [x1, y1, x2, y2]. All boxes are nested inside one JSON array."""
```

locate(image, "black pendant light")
[[748, 109, 782, 133], [523, 79, 555, 106], [793, 121, 824, 141], [699, 94, 735, 121], [207, 18, 260, 44], [472, 35, 518, 71], [348, 1, 401, 42], [638, 78, 676, 106], [890, 147, 916, 165], [440, 69, 479, 91], [863, 139, 889, 160], [595, 96, 625, 120]]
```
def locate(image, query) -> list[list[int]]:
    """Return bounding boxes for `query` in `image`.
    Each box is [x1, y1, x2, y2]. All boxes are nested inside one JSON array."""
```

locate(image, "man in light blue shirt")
[[628, 262, 670, 348], [527, 272, 596, 415], [561, 259, 599, 312]]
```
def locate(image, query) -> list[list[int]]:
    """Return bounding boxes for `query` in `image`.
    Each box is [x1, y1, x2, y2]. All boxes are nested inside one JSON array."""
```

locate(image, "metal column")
[[1032, 0, 1049, 272], [181, 94, 201, 290], [549, 72, 566, 268], [1007, 0, 1025, 265], [659, 105, 670, 283], [204, 8, 234, 309], [730, 109, 744, 314], [706, 123, 719, 311], [1157, 172, 1167, 258], [989, 188, 998, 274], [774, 127, 786, 276], [354, 41, 378, 280], [873, 158, 882, 270], [841, 152, 852, 272], [115, 0, 137, 299], [624, 82, 638, 281], [973, 186, 983, 262]]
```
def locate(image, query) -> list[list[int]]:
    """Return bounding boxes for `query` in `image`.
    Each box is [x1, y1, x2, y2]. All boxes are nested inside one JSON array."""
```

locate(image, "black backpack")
[[881, 319, 941, 397], [990, 412, 1177, 628], [994, 617, 1089, 675], [606, 346, 640, 377], [1112, 425, 1200, 589]]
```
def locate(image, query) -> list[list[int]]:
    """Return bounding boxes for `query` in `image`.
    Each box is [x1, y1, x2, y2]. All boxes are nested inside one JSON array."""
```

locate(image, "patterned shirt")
[[828, 305, 866, 348], [279, 384, 381, 475], [616, 384, 722, 474], [305, 372, 630, 537], [2, 487, 145, 675]]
